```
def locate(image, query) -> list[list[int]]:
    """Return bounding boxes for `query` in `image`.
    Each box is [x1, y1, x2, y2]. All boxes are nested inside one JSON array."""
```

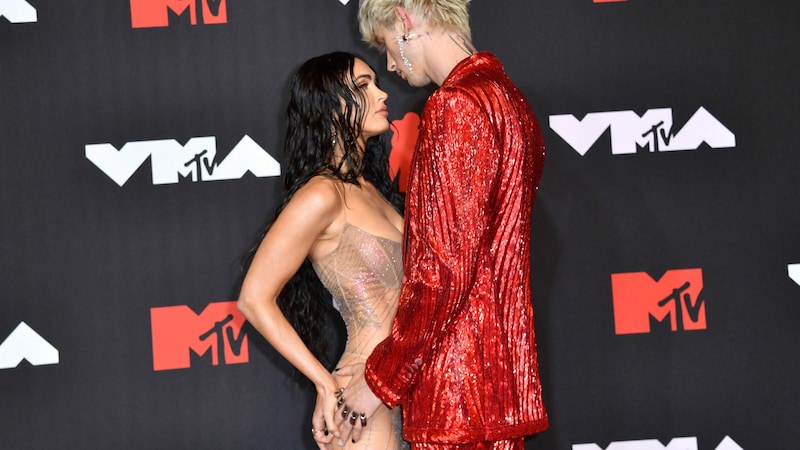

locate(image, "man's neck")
[[423, 31, 476, 86]]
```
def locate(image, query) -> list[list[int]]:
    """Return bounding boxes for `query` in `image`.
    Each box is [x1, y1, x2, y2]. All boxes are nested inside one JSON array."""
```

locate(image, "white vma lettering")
[[550, 107, 735, 155], [573, 436, 743, 450], [0, 322, 59, 369], [0, 0, 37, 23], [85, 135, 281, 186], [573, 437, 697, 450], [789, 263, 800, 287]]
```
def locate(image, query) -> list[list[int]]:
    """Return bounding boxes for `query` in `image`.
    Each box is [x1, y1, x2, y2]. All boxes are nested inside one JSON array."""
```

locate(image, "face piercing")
[[396, 36, 414, 73]]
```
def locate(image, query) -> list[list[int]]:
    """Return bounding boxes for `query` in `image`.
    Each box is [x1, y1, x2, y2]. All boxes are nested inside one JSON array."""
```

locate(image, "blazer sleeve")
[[365, 87, 499, 407]]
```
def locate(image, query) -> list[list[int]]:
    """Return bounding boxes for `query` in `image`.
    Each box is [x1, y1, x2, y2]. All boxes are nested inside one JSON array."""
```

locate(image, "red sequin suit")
[[365, 52, 548, 444]]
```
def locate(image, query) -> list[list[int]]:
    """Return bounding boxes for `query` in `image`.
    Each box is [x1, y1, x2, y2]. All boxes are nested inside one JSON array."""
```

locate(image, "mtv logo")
[[0, 322, 59, 369], [150, 301, 248, 371], [389, 112, 420, 192], [611, 268, 707, 335], [130, 0, 226, 28]]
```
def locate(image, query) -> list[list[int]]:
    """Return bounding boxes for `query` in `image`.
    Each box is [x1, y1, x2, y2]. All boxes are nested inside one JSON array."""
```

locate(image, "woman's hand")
[[312, 381, 343, 450]]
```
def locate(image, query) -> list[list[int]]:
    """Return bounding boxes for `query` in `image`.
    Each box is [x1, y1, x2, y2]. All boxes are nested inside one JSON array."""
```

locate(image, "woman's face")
[[351, 58, 390, 141]]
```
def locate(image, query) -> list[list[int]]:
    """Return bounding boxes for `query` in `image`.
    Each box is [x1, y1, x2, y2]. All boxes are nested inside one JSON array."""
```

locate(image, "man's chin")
[[405, 77, 430, 88]]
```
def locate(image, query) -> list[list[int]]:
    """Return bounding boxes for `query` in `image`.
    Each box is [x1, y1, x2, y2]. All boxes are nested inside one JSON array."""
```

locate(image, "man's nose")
[[386, 54, 397, 72]]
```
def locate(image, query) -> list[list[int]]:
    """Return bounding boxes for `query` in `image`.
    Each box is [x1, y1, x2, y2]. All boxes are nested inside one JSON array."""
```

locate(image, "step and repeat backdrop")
[[1, 1, 798, 449]]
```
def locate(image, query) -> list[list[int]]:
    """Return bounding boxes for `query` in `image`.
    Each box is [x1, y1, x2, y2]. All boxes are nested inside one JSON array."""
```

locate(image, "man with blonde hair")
[[329, 1, 549, 448]]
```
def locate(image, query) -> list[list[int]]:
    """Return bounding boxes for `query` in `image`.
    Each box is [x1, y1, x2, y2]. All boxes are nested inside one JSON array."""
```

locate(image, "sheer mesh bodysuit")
[[312, 188, 407, 450]]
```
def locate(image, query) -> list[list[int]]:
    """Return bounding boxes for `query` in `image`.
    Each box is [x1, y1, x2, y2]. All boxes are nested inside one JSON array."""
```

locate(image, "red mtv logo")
[[130, 0, 227, 29], [151, 301, 248, 371], [389, 112, 420, 192], [611, 268, 707, 335]]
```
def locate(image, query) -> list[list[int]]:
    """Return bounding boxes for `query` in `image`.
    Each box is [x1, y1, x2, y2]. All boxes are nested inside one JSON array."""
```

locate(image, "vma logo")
[[550, 107, 735, 156], [574, 435, 743, 450], [130, 0, 226, 28], [86, 135, 280, 186], [611, 268, 707, 335], [151, 301, 248, 371], [389, 112, 420, 192], [0, 322, 59, 370], [0, 0, 37, 23], [789, 263, 800, 287]]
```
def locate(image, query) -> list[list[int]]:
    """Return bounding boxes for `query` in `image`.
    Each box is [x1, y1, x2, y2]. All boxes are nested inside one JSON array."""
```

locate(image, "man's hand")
[[333, 363, 385, 446]]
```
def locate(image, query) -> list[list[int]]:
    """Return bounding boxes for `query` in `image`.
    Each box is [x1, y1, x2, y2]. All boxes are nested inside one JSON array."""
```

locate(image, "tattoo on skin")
[[449, 33, 476, 56]]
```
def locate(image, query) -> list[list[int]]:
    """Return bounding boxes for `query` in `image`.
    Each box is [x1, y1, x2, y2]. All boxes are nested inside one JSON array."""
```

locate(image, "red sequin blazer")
[[365, 52, 549, 443]]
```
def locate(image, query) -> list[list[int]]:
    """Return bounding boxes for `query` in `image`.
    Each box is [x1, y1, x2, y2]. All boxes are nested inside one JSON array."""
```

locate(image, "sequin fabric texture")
[[364, 52, 549, 443], [313, 222, 407, 449]]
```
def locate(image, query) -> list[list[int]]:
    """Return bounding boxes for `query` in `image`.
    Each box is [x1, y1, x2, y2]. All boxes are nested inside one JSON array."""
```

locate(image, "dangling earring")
[[396, 36, 413, 73], [396, 15, 417, 73], [332, 132, 338, 147]]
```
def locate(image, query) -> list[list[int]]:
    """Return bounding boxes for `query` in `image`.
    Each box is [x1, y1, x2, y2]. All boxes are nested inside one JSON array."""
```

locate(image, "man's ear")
[[394, 6, 415, 32], [394, 6, 406, 21]]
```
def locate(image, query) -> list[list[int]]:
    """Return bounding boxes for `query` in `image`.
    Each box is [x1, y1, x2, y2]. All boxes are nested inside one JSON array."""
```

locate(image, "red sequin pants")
[[411, 438, 524, 450]]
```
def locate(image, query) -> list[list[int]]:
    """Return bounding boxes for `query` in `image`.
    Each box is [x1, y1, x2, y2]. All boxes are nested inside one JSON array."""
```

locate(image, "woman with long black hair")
[[237, 52, 406, 450]]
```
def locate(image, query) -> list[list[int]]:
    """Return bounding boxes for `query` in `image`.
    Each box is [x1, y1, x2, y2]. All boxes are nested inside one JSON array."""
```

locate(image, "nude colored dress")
[[313, 216, 409, 449]]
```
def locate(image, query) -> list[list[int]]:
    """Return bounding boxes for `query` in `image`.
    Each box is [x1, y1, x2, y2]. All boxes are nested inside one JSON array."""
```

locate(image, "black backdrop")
[[1, 1, 798, 449]]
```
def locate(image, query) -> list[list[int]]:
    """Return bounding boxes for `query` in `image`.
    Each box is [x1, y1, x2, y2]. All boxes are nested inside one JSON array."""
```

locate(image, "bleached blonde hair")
[[358, 0, 472, 48]]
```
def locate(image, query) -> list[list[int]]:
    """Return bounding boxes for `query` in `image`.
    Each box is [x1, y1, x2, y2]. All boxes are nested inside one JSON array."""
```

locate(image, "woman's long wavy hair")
[[241, 52, 403, 369]]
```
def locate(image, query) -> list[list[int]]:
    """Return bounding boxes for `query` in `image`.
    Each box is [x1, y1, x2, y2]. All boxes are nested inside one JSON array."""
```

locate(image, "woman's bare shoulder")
[[283, 176, 343, 223]]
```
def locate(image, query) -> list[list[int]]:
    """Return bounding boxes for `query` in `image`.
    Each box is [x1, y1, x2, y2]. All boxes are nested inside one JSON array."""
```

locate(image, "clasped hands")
[[312, 363, 383, 449]]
